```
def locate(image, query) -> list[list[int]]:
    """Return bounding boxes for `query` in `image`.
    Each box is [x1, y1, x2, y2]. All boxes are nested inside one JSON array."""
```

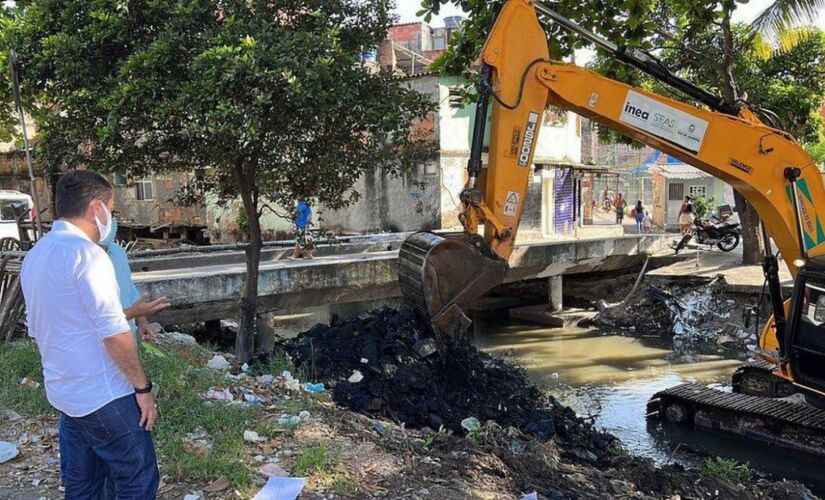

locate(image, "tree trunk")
[[734, 189, 764, 264], [720, 12, 763, 265], [234, 165, 262, 363]]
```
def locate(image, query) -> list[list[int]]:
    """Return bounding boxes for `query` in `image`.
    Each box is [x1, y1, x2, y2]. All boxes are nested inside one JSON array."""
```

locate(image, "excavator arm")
[[399, 0, 825, 371]]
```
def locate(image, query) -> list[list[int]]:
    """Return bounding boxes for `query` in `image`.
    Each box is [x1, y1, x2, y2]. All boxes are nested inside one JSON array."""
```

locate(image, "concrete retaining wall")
[[134, 234, 674, 325]]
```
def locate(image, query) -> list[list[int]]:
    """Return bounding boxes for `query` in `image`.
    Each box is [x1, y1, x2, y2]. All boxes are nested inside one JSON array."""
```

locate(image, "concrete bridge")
[[133, 234, 675, 325]]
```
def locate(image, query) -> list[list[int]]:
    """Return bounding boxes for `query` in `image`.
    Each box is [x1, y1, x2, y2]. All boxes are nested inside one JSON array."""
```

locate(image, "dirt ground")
[[0, 393, 816, 500], [0, 311, 817, 500]]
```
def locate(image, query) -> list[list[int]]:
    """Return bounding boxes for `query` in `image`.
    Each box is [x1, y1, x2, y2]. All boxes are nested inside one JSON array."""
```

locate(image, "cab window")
[[0, 200, 30, 222]]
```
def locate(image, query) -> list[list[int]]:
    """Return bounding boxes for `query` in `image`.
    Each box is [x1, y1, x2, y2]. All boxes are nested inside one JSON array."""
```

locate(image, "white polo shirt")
[[20, 220, 133, 417]]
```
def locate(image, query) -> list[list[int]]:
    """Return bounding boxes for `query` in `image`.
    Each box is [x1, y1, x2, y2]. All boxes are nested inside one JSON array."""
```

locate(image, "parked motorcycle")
[[675, 215, 741, 254]]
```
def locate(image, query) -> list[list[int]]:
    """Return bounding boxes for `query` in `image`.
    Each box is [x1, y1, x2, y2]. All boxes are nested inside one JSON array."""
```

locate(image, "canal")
[[476, 320, 825, 494]]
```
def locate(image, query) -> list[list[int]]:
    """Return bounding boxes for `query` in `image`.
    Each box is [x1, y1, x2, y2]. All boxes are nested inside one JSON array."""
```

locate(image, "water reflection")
[[475, 320, 825, 494]]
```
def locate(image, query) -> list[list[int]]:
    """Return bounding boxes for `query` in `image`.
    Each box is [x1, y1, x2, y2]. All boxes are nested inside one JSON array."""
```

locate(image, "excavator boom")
[[396, 0, 825, 457], [399, 0, 825, 371]]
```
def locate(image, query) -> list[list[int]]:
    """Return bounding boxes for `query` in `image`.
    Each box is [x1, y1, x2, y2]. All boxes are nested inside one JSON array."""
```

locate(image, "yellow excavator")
[[398, 0, 825, 454]]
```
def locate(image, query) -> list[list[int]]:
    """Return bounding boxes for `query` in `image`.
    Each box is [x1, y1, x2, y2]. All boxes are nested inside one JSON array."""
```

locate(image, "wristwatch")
[[134, 381, 153, 394]]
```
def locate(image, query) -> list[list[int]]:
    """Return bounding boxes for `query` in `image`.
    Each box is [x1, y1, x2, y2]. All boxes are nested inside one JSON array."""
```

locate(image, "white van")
[[0, 191, 33, 241]]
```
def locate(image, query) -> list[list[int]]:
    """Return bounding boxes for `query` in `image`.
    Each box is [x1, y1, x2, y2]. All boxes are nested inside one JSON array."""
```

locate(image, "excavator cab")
[[787, 259, 825, 394]]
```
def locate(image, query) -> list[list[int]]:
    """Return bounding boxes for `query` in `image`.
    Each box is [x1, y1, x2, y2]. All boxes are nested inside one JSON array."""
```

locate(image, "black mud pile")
[[282, 308, 612, 449]]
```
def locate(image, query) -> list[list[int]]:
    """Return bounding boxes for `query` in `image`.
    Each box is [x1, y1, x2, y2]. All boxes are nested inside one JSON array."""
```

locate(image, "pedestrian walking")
[[21, 170, 170, 499], [614, 192, 627, 225], [643, 211, 653, 233], [632, 200, 645, 233], [291, 200, 315, 259], [679, 196, 694, 234]]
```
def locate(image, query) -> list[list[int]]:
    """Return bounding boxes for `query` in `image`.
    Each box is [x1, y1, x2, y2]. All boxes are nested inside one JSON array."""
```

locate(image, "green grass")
[[258, 350, 295, 376], [0, 341, 52, 416], [292, 443, 342, 476], [0, 340, 322, 489], [252, 420, 284, 440], [701, 457, 752, 483], [331, 474, 363, 496], [141, 341, 259, 487]]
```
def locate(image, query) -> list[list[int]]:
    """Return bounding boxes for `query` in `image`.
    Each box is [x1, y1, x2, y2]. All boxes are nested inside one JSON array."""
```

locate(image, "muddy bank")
[[273, 307, 814, 499]]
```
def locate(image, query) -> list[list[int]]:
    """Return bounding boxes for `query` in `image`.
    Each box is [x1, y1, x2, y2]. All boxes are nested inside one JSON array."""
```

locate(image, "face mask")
[[94, 202, 113, 243]]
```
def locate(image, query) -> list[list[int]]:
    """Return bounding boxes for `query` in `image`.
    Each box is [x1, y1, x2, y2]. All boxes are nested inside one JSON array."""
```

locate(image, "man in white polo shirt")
[[21, 170, 169, 499]]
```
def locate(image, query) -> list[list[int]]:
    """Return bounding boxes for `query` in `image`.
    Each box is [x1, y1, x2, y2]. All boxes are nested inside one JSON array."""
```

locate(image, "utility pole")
[[9, 49, 44, 239]]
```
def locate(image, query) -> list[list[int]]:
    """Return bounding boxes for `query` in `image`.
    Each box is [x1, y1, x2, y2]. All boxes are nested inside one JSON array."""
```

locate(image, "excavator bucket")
[[398, 232, 509, 337]]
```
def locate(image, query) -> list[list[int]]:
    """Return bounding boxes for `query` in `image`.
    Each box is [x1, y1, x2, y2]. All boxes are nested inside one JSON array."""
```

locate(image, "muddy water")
[[475, 320, 825, 493]]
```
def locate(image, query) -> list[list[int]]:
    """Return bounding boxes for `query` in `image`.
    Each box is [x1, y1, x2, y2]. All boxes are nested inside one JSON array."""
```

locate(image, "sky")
[[392, 0, 825, 29]]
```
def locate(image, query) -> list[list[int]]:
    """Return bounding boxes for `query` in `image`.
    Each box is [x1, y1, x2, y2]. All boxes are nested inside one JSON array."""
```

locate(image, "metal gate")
[[554, 167, 574, 234]]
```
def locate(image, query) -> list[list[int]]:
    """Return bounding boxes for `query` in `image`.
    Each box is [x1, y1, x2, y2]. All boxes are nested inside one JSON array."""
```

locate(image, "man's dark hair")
[[55, 170, 114, 219]]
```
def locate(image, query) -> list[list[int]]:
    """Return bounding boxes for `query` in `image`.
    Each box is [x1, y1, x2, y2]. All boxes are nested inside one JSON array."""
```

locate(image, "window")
[[113, 171, 127, 186], [668, 182, 684, 201], [688, 185, 707, 198], [448, 86, 464, 109], [135, 178, 154, 201], [0, 199, 30, 221]]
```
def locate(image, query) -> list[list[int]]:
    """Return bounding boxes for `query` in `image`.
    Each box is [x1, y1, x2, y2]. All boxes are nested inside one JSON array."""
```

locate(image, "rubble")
[[593, 279, 757, 353], [206, 354, 231, 371], [0, 441, 19, 463], [204, 387, 234, 402], [159, 331, 198, 345], [243, 430, 265, 443], [259, 463, 288, 477], [19, 377, 40, 389]]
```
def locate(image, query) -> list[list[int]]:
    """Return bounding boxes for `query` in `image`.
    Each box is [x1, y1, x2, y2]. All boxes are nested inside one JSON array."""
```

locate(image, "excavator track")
[[648, 383, 825, 457], [731, 360, 796, 398]]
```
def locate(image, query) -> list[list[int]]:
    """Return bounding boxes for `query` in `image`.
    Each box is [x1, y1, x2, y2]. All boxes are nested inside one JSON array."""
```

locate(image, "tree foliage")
[[419, 0, 658, 77], [3, 0, 434, 360], [595, 24, 825, 148]]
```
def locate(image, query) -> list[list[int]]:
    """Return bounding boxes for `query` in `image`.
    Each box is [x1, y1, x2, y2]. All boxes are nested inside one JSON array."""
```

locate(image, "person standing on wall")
[[613, 192, 627, 225], [291, 200, 314, 259], [643, 211, 653, 233], [679, 196, 694, 234], [632, 200, 645, 234], [21, 171, 169, 499]]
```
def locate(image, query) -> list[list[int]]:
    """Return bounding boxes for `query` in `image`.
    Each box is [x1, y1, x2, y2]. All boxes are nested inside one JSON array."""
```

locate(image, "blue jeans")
[[59, 394, 159, 499]]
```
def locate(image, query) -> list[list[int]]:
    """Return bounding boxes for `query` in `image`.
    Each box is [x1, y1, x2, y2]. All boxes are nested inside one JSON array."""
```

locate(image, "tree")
[[753, 0, 825, 38], [6, 0, 433, 362], [422, 0, 825, 265]]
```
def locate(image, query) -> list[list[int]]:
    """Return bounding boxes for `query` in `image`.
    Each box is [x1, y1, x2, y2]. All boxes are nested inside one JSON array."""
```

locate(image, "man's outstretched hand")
[[126, 292, 170, 320]]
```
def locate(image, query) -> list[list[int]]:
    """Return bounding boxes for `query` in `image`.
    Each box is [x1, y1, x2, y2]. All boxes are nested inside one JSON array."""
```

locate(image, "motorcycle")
[[675, 215, 741, 254]]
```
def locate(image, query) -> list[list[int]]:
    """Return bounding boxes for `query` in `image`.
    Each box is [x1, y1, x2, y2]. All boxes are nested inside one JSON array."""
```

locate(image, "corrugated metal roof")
[[651, 164, 711, 180]]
